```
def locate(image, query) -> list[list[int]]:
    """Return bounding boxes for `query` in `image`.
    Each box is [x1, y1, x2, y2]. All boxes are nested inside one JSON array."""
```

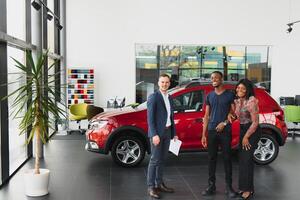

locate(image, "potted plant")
[[57, 118, 67, 131], [3, 50, 65, 196]]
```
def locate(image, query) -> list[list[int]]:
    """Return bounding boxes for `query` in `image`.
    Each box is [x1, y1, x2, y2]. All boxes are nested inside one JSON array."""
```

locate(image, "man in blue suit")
[[147, 73, 178, 199]]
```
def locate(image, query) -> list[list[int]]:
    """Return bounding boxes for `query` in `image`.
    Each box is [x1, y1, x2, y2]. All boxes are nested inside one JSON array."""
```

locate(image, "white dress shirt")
[[160, 91, 171, 127]]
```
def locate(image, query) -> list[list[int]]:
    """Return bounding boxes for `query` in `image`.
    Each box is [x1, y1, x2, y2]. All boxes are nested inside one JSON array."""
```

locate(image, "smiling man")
[[146, 73, 178, 199], [201, 71, 238, 198]]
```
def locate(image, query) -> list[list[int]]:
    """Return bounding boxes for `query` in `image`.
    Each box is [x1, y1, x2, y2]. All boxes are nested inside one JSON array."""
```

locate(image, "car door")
[[173, 89, 205, 150]]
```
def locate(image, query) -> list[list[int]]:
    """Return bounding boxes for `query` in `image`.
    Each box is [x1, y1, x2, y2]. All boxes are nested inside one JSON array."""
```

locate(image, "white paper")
[[169, 139, 182, 156]]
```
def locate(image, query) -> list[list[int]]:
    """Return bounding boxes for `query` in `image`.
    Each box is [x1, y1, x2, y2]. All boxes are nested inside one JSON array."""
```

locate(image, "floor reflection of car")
[[85, 81, 288, 167]]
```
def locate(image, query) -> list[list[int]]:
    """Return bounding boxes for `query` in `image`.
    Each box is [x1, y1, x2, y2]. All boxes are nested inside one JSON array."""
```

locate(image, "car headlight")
[[89, 120, 108, 130]]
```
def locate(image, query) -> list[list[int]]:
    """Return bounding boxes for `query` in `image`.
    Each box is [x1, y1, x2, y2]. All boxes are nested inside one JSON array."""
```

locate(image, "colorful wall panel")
[[67, 69, 94, 106]]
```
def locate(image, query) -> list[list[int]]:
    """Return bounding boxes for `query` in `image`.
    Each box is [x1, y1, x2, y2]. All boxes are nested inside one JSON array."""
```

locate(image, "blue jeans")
[[147, 127, 171, 188]]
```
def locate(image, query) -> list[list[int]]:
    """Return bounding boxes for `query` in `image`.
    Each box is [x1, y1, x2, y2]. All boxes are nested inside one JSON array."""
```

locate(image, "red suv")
[[85, 82, 288, 167]]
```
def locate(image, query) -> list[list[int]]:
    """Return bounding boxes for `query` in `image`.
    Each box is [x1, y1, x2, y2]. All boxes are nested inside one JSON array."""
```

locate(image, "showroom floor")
[[0, 134, 300, 200]]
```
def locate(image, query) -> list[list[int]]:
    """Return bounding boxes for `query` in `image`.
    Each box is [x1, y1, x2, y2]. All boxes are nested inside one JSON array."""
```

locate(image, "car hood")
[[92, 106, 146, 120]]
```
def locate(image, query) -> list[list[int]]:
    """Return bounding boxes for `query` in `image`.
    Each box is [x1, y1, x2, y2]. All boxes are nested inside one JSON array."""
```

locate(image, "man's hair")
[[159, 73, 171, 81], [211, 71, 223, 78]]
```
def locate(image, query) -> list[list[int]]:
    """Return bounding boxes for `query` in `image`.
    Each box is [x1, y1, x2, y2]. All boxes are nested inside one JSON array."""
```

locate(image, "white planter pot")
[[58, 124, 65, 131], [24, 168, 50, 197]]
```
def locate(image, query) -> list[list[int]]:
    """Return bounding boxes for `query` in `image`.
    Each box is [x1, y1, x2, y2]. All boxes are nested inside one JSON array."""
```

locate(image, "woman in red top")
[[231, 79, 260, 200]]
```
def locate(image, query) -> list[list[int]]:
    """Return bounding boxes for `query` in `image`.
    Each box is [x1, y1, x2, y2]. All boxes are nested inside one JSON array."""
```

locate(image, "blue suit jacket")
[[147, 91, 176, 139]]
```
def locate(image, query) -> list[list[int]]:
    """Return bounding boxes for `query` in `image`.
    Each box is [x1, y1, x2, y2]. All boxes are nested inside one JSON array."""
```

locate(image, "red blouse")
[[234, 96, 259, 136]]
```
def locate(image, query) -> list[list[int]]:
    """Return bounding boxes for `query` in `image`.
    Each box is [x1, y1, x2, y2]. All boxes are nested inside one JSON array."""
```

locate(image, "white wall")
[[66, 0, 300, 107]]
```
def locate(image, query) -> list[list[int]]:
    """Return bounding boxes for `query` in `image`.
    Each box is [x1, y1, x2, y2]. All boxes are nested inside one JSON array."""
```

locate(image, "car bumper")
[[85, 140, 106, 154]]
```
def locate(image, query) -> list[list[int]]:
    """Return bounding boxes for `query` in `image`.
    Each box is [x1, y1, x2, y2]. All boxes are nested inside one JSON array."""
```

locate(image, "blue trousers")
[[147, 128, 171, 188]]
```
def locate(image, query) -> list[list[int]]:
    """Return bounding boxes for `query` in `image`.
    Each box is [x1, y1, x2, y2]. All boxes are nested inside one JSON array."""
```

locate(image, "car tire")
[[253, 133, 279, 165], [111, 135, 145, 167]]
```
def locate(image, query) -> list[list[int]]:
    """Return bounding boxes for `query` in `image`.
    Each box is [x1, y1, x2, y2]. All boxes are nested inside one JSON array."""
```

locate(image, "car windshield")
[[137, 87, 185, 109]]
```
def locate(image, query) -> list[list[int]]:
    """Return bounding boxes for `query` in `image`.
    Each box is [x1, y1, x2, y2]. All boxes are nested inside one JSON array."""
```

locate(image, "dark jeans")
[[147, 127, 171, 188], [239, 123, 259, 192], [207, 126, 233, 186]]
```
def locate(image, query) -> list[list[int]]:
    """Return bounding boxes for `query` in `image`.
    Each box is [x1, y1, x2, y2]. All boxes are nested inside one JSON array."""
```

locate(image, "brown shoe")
[[148, 188, 160, 199], [157, 183, 174, 193]]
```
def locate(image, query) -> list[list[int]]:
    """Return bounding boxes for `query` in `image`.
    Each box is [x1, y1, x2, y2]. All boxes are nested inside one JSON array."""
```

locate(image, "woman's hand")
[[242, 136, 251, 151], [227, 113, 236, 123]]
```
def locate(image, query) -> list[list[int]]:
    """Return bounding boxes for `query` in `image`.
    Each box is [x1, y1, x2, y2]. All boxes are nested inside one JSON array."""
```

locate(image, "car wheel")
[[111, 135, 145, 167], [253, 133, 279, 165]]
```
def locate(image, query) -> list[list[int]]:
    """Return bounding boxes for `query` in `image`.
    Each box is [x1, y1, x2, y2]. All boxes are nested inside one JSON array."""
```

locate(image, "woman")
[[232, 79, 260, 200]]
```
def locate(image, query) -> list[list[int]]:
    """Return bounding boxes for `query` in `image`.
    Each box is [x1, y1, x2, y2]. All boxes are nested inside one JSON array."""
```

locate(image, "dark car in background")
[[85, 82, 288, 167]]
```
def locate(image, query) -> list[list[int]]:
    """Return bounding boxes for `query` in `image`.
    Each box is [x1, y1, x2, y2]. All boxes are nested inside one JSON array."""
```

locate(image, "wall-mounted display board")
[[67, 69, 94, 106]]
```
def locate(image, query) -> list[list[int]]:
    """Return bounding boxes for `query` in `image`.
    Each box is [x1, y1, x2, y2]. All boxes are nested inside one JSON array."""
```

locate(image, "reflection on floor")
[[0, 136, 300, 200]]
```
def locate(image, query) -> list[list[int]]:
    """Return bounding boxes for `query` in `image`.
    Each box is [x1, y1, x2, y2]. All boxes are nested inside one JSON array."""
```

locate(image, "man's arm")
[[215, 103, 235, 132], [227, 103, 236, 123], [147, 93, 161, 146], [201, 105, 210, 148], [147, 94, 157, 138]]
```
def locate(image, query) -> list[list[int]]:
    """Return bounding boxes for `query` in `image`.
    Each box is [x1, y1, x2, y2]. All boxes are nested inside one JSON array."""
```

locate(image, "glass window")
[[136, 44, 272, 103], [178, 46, 200, 82], [160, 45, 181, 69], [135, 44, 158, 103], [48, 58, 56, 135], [7, 0, 26, 40], [136, 44, 157, 69], [173, 90, 204, 112], [47, 0, 55, 52], [7, 47, 27, 175], [226, 46, 246, 81], [246, 46, 269, 78], [179, 69, 200, 83], [180, 46, 199, 69], [246, 46, 271, 92], [202, 46, 224, 68], [1, 0, 64, 186], [31, 4, 40, 46]]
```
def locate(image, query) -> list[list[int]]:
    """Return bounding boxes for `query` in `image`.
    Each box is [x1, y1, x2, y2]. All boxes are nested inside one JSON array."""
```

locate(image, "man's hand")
[[173, 136, 178, 141], [201, 136, 207, 148], [152, 135, 160, 146], [215, 122, 225, 133]]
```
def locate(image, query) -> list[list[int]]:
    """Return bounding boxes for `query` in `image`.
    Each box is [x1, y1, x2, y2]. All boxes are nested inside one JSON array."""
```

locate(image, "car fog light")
[[90, 142, 99, 149]]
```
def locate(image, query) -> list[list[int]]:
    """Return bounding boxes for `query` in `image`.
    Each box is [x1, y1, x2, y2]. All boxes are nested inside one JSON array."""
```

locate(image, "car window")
[[173, 90, 204, 112]]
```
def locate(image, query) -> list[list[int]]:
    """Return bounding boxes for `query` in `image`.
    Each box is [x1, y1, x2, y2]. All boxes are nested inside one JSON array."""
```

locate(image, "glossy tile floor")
[[1, 135, 300, 200]]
